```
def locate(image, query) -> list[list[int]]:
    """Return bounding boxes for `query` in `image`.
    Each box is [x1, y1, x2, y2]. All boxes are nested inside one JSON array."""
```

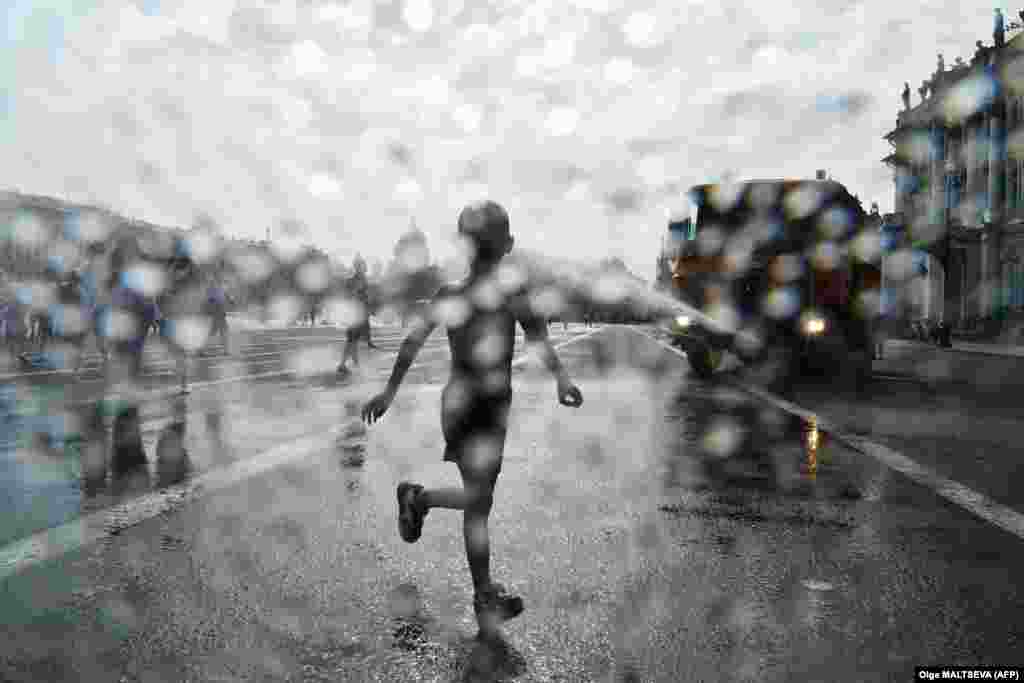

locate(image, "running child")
[[362, 200, 583, 640]]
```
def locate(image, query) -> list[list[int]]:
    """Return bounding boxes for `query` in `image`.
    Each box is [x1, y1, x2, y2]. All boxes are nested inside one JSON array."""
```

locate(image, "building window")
[[1006, 257, 1024, 310], [948, 167, 964, 211], [1009, 159, 1020, 210], [1014, 160, 1021, 209]]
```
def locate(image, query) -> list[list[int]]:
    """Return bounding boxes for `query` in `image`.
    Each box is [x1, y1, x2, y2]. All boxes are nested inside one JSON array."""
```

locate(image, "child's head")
[[457, 201, 514, 265]]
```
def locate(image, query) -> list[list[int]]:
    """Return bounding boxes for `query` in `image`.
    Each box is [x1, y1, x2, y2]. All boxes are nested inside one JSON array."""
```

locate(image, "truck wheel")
[[688, 348, 722, 379]]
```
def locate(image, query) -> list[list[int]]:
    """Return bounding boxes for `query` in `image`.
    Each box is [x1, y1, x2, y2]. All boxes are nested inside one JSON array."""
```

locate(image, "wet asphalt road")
[[0, 325, 1022, 682]]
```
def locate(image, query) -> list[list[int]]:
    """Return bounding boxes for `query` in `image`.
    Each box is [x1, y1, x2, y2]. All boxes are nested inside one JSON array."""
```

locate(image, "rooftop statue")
[[902, 82, 911, 110], [937, 52, 945, 73], [918, 80, 929, 103], [974, 40, 990, 65]]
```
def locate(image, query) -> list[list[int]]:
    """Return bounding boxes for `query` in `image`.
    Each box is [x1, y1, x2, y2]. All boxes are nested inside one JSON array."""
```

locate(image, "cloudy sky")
[[0, 1, 998, 278]]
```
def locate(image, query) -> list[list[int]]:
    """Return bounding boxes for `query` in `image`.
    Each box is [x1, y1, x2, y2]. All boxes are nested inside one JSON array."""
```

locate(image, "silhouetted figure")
[[362, 200, 584, 642], [902, 82, 911, 110], [111, 404, 147, 477], [155, 421, 189, 488], [79, 400, 108, 496], [338, 256, 376, 376], [937, 52, 945, 73], [73, 243, 109, 378], [161, 242, 202, 394], [107, 237, 157, 384], [918, 81, 929, 103], [204, 271, 232, 356]]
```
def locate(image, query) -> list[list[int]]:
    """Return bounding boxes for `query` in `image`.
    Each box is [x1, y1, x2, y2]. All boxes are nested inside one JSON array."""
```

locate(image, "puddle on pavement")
[[663, 385, 864, 501], [388, 583, 436, 652], [0, 401, 209, 544], [657, 389, 874, 542]]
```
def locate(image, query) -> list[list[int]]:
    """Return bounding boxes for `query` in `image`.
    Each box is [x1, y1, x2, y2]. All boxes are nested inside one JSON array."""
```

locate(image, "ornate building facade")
[[883, 15, 1024, 328], [0, 191, 184, 281]]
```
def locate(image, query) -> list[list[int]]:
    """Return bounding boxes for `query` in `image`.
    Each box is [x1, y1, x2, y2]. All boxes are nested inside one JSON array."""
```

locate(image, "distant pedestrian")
[[106, 241, 158, 384], [205, 272, 232, 355], [161, 242, 203, 394], [338, 257, 377, 376], [362, 200, 584, 641], [73, 243, 110, 378], [145, 296, 162, 337]]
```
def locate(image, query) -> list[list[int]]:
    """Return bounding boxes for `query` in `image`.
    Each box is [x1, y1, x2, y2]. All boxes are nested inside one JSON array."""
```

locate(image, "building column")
[[990, 103, 1006, 222], [931, 122, 947, 225], [930, 121, 948, 321], [987, 99, 1007, 317], [964, 117, 978, 225]]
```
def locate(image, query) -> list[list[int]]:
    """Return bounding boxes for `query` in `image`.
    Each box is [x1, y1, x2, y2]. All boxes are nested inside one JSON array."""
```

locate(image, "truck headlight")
[[803, 316, 826, 336], [674, 315, 692, 329]]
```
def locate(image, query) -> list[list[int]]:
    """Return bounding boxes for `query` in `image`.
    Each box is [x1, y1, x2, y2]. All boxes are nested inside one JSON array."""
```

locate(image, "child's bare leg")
[[416, 471, 496, 593], [419, 488, 469, 509], [459, 468, 497, 593]]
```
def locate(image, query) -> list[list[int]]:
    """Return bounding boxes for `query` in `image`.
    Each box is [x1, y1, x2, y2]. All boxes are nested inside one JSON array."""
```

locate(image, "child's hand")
[[362, 391, 394, 424], [557, 380, 583, 408]]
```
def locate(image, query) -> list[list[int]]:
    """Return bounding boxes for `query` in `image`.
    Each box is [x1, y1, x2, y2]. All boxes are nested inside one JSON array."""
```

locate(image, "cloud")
[[814, 91, 875, 118], [605, 187, 643, 214], [403, 0, 436, 33], [388, 142, 415, 168], [0, 2, 1001, 279], [719, 85, 790, 120]]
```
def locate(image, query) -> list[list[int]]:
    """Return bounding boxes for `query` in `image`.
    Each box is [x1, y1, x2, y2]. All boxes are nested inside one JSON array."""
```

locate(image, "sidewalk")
[[875, 338, 1024, 392], [886, 337, 1024, 359]]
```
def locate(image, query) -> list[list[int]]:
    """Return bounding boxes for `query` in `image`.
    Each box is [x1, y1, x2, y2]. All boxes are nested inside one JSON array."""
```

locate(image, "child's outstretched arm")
[[519, 305, 584, 408], [362, 311, 437, 423]]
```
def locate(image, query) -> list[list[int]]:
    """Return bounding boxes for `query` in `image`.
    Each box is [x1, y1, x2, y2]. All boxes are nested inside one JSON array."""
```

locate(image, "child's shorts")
[[440, 383, 512, 466]]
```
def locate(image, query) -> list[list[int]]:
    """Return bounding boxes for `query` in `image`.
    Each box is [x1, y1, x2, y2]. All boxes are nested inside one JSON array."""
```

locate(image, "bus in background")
[[664, 177, 881, 394]]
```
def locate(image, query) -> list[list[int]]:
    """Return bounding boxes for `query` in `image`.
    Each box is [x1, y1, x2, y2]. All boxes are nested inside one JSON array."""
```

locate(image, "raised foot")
[[396, 482, 427, 543]]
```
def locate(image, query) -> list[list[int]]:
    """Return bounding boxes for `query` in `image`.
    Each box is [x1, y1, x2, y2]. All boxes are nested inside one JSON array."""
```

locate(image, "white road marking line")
[[0, 327, 601, 580], [630, 326, 1024, 542]]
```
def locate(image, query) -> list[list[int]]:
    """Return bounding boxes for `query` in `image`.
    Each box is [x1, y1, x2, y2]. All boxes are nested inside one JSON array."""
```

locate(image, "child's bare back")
[[441, 279, 536, 389], [434, 276, 546, 464]]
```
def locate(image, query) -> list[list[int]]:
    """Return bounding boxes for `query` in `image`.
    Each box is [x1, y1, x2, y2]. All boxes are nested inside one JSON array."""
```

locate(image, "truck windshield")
[[668, 218, 695, 242]]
